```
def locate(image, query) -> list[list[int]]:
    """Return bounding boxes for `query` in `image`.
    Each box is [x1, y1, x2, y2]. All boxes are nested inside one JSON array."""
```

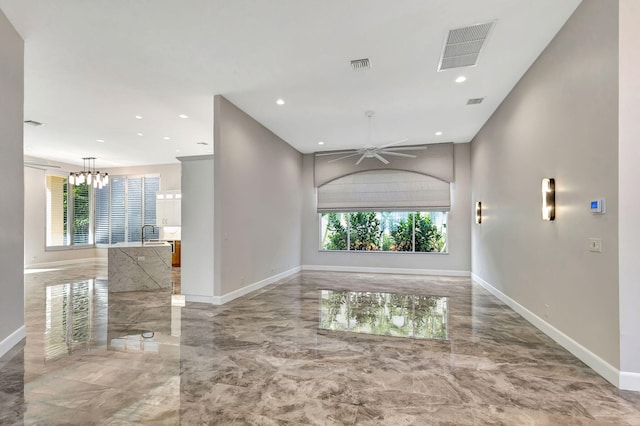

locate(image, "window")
[[46, 173, 160, 248], [46, 175, 93, 247], [95, 175, 160, 244], [321, 211, 447, 253]]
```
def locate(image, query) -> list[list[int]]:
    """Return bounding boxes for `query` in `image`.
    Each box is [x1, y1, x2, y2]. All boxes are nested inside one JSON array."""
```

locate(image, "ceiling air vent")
[[467, 97, 485, 105], [438, 22, 494, 71], [350, 58, 371, 71], [24, 120, 43, 126]]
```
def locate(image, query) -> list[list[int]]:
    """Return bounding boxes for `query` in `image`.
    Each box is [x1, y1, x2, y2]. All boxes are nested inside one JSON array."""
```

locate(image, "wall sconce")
[[541, 178, 555, 221], [475, 201, 482, 224]]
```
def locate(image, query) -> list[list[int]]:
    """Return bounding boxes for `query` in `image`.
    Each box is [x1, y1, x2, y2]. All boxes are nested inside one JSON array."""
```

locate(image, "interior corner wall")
[[301, 143, 471, 273], [0, 9, 25, 352], [470, 0, 619, 369], [618, 0, 640, 381], [213, 95, 302, 296]]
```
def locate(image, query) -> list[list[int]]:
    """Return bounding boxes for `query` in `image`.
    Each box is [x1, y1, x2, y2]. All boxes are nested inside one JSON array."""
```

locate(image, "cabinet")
[[156, 191, 182, 226]]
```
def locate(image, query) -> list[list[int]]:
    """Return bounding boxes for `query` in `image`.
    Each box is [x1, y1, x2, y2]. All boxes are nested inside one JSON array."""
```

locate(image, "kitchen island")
[[107, 242, 172, 292]]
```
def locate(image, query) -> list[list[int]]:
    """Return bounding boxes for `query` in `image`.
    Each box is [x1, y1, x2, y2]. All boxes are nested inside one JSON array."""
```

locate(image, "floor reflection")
[[319, 290, 448, 339], [44, 279, 108, 361]]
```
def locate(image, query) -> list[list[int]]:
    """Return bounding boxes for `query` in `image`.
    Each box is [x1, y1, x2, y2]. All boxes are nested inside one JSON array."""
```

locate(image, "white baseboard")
[[212, 266, 302, 305], [0, 325, 26, 359], [619, 372, 640, 392], [25, 257, 106, 270], [184, 294, 216, 304], [302, 264, 470, 277], [471, 273, 620, 388]]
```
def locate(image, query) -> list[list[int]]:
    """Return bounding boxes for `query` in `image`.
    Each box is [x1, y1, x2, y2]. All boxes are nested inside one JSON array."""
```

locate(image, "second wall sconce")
[[475, 201, 482, 224], [542, 178, 555, 221]]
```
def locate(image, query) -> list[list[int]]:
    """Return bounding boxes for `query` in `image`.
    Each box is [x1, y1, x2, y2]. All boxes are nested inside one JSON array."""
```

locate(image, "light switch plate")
[[589, 238, 602, 253]]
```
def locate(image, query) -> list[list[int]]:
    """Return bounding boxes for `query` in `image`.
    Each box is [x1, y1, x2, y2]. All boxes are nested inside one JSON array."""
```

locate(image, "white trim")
[[471, 273, 620, 388], [619, 372, 640, 392], [0, 325, 26, 358], [184, 294, 216, 304], [302, 264, 470, 277], [24, 257, 107, 270], [212, 266, 302, 305]]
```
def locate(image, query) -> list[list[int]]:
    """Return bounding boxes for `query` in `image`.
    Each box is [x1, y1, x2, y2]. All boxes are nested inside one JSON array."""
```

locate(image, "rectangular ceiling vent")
[[24, 120, 43, 126], [438, 22, 494, 71], [350, 58, 371, 71], [467, 97, 485, 105]]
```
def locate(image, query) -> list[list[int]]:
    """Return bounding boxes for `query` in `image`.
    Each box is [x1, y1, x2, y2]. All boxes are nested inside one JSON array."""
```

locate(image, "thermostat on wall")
[[590, 199, 605, 214]]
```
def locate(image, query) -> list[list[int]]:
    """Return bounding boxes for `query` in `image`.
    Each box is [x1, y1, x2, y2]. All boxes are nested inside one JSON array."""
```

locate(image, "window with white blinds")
[[94, 175, 160, 244], [46, 173, 160, 247]]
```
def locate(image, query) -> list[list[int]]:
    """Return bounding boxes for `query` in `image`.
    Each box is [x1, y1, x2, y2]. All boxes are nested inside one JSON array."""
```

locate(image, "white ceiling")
[[0, 0, 581, 167]]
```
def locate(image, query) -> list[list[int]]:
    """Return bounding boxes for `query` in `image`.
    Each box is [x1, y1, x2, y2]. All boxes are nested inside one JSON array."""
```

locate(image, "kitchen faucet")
[[141, 224, 157, 244]]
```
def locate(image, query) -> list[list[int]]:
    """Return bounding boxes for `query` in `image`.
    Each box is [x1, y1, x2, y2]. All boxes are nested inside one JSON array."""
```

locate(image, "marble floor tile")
[[0, 265, 639, 424]]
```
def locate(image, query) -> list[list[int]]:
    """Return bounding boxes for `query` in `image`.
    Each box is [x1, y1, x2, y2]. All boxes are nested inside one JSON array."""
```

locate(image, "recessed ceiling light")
[[176, 149, 181, 153], [163, 136, 171, 140], [318, 141, 325, 145], [276, 99, 285, 106], [136, 133, 144, 136], [178, 114, 189, 119], [135, 115, 143, 119], [455, 76, 467, 83], [96, 139, 105, 143], [435, 132, 443, 136]]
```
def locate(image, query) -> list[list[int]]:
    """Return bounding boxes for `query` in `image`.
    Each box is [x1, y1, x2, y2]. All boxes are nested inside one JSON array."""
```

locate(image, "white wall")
[[618, 0, 640, 386], [0, 9, 24, 355], [179, 155, 214, 302], [302, 143, 471, 274], [214, 95, 302, 296], [24, 158, 181, 266], [471, 0, 619, 370]]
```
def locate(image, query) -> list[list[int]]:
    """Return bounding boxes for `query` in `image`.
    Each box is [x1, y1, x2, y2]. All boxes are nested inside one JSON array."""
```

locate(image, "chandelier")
[[68, 157, 109, 188]]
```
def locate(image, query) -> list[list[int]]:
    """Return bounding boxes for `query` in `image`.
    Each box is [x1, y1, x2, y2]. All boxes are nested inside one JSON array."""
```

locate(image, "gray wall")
[[302, 143, 471, 273], [619, 0, 640, 378], [470, 0, 619, 367], [214, 96, 302, 295], [0, 9, 24, 351], [179, 156, 214, 300]]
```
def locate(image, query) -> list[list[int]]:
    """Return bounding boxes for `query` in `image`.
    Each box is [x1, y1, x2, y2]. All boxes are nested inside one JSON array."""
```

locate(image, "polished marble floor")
[[2, 265, 640, 425]]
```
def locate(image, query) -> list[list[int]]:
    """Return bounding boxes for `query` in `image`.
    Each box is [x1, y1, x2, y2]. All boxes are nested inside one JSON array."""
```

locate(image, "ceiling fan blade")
[[379, 151, 417, 158], [327, 152, 361, 163], [378, 138, 409, 149], [355, 154, 367, 165], [373, 153, 390, 164], [316, 150, 357, 157], [383, 146, 427, 151]]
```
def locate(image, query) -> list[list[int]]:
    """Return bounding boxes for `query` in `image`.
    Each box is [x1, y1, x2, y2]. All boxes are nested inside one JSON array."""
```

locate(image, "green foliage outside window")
[[322, 211, 447, 253]]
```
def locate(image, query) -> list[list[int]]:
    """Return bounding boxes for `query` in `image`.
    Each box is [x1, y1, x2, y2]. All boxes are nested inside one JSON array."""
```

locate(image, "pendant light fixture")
[[68, 157, 109, 189]]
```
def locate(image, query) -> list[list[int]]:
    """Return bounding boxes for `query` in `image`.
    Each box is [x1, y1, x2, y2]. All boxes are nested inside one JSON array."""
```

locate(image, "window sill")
[[318, 249, 449, 255], [45, 245, 96, 252]]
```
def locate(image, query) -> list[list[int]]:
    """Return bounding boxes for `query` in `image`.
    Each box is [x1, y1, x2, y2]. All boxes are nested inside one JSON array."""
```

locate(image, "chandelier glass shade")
[[68, 157, 109, 189]]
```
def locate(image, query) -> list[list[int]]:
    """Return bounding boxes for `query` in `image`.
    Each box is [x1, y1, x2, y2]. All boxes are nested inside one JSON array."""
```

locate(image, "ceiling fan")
[[315, 111, 426, 165]]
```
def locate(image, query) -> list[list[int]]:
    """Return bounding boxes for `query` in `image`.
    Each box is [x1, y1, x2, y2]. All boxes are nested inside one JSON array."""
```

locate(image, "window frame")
[[318, 211, 448, 254]]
